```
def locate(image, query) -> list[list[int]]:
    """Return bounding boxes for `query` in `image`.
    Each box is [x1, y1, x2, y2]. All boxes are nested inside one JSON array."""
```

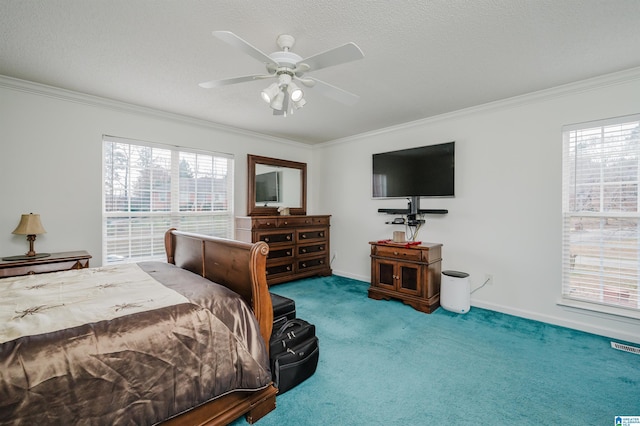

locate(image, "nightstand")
[[368, 241, 442, 313], [0, 251, 92, 278]]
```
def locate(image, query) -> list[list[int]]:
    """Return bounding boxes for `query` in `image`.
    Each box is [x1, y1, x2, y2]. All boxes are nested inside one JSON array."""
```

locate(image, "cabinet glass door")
[[397, 262, 421, 296], [376, 260, 396, 290]]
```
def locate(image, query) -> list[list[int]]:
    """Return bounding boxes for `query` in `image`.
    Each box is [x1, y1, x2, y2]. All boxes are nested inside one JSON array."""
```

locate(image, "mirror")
[[247, 154, 307, 216]]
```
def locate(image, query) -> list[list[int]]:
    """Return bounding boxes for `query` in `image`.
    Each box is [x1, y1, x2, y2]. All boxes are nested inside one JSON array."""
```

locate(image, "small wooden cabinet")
[[236, 215, 331, 285], [0, 251, 92, 279], [368, 241, 442, 313]]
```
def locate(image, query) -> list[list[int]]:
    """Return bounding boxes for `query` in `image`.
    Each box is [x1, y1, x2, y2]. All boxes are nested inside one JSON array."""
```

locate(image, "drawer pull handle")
[[319, 232, 324, 237], [264, 237, 270, 242], [286, 235, 291, 240], [287, 266, 291, 271], [393, 251, 399, 255], [301, 248, 307, 253], [301, 234, 307, 239], [301, 263, 306, 268], [266, 222, 271, 226], [287, 251, 291, 255], [319, 246, 324, 250]]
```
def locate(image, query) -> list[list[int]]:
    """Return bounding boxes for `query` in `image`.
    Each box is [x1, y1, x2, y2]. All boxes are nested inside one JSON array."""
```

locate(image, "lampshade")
[[3, 213, 50, 260], [12, 213, 47, 235]]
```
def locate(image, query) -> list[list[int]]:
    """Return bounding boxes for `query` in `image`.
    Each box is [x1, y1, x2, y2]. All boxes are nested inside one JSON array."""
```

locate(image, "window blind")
[[102, 136, 234, 264], [562, 114, 640, 312]]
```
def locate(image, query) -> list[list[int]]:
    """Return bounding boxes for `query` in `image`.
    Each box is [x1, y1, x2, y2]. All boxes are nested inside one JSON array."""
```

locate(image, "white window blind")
[[562, 114, 640, 312], [102, 136, 234, 264]]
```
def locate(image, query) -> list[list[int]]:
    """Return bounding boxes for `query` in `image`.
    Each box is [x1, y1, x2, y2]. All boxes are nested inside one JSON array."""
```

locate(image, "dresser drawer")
[[297, 228, 328, 242], [268, 247, 294, 260], [298, 243, 326, 257], [252, 218, 278, 229], [0, 260, 85, 278], [266, 262, 294, 277], [298, 256, 328, 271], [256, 230, 294, 245], [374, 245, 422, 262]]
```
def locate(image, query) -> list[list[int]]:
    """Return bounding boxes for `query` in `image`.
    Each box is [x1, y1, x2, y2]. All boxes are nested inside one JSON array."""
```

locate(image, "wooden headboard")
[[164, 228, 273, 348]]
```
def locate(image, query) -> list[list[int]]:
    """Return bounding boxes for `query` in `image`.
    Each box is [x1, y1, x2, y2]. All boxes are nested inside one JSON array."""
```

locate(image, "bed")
[[0, 229, 277, 425]]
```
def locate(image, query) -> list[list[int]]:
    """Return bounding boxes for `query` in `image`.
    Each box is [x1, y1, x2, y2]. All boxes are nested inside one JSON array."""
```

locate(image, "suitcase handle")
[[275, 319, 307, 336]]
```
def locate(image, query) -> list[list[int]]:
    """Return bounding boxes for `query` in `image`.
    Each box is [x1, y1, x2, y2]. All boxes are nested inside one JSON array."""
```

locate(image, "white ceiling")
[[1, 0, 640, 145]]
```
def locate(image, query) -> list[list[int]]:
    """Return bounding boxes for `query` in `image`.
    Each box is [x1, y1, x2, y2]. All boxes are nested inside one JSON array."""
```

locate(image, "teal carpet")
[[232, 275, 639, 425]]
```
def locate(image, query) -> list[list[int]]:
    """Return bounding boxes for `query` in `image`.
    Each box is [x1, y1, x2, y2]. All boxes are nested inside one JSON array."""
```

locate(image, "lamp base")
[[2, 253, 51, 262]]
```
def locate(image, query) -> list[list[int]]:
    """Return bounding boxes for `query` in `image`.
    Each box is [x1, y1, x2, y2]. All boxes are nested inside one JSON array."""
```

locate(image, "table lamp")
[[2, 213, 51, 261]]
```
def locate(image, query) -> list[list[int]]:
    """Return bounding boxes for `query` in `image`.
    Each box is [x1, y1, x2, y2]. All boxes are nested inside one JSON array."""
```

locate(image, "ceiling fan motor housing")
[[269, 51, 303, 69], [276, 34, 295, 50]]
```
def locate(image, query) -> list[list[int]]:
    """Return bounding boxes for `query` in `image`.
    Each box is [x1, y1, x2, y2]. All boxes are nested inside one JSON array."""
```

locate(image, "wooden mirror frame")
[[247, 154, 307, 216]]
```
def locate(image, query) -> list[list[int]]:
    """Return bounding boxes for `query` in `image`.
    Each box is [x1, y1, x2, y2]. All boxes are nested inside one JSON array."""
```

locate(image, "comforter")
[[0, 261, 271, 425]]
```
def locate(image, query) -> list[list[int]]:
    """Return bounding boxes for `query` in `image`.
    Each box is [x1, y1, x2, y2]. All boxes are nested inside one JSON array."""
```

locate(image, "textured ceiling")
[[1, 0, 640, 144]]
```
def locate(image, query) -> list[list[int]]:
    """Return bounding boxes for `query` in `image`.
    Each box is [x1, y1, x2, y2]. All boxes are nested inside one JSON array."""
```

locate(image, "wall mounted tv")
[[372, 141, 455, 200], [255, 170, 281, 204]]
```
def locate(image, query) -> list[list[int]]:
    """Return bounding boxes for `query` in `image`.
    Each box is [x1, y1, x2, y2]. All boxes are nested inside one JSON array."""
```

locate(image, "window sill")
[[557, 298, 640, 323]]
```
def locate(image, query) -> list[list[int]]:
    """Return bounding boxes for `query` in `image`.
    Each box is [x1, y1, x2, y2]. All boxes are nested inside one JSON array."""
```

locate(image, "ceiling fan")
[[199, 31, 364, 116]]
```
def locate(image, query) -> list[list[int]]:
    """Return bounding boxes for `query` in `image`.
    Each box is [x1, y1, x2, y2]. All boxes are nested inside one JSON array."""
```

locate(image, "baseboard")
[[472, 300, 640, 345], [331, 270, 369, 283], [332, 271, 640, 345]]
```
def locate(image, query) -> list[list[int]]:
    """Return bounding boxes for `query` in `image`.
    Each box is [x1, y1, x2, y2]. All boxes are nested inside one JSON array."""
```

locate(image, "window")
[[562, 114, 640, 312], [103, 136, 233, 264]]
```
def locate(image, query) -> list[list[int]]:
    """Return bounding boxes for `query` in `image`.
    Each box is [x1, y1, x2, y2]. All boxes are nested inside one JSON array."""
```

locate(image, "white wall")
[[2, 70, 640, 345], [314, 69, 640, 344], [0, 77, 313, 265]]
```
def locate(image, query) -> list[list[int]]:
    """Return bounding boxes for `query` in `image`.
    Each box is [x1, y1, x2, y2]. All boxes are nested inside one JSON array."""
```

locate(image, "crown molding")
[[318, 66, 640, 149], [0, 74, 308, 149], [4, 67, 640, 151]]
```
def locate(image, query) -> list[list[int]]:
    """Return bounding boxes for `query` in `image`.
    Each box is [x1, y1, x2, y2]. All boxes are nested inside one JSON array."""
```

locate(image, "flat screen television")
[[372, 142, 454, 211], [255, 171, 281, 204]]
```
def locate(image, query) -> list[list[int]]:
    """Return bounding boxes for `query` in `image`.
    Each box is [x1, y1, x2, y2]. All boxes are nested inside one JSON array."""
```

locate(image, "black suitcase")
[[270, 318, 316, 357], [270, 292, 296, 330], [271, 335, 319, 394]]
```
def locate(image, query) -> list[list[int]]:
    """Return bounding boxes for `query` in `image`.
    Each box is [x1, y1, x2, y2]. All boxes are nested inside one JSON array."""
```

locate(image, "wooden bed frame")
[[161, 229, 277, 425]]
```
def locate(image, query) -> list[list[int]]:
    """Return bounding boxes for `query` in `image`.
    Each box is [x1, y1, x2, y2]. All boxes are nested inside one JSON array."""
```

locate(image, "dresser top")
[[236, 214, 331, 219], [369, 240, 442, 250]]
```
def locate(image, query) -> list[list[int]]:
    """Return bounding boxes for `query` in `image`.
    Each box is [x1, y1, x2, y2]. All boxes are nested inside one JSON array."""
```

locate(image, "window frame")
[[561, 114, 640, 316], [102, 135, 234, 265]]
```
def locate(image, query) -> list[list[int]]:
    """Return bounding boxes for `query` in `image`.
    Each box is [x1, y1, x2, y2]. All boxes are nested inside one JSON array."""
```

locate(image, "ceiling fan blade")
[[199, 74, 273, 89], [294, 76, 316, 87], [307, 77, 360, 106], [297, 42, 364, 72], [212, 31, 277, 68]]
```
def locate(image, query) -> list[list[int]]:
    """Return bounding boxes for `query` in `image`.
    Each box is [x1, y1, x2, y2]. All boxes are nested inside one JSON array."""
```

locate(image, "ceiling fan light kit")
[[200, 31, 364, 117], [261, 82, 280, 103], [271, 90, 285, 111], [288, 82, 304, 102]]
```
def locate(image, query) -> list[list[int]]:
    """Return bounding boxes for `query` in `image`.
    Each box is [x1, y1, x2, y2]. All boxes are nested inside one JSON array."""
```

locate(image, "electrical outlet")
[[485, 273, 493, 286]]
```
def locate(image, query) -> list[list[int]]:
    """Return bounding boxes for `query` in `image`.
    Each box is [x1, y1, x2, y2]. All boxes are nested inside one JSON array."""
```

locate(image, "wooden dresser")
[[236, 215, 331, 285], [0, 251, 92, 279], [368, 241, 442, 313]]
